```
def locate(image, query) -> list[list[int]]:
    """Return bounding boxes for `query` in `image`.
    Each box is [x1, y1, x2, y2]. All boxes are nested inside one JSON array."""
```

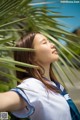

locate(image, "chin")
[[54, 58, 59, 62], [52, 55, 59, 62]]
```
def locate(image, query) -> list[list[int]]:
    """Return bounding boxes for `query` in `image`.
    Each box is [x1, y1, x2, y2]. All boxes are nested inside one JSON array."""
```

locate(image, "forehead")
[[33, 33, 47, 44]]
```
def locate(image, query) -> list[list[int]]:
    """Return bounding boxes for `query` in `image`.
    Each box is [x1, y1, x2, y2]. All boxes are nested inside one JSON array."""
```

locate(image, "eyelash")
[[43, 40, 51, 44], [43, 41, 47, 44]]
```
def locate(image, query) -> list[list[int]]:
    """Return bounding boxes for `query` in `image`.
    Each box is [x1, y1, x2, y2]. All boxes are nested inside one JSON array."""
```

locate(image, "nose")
[[50, 42, 55, 49]]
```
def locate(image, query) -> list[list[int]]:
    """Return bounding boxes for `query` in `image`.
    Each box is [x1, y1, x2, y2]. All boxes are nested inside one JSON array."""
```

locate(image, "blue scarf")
[[54, 80, 80, 120]]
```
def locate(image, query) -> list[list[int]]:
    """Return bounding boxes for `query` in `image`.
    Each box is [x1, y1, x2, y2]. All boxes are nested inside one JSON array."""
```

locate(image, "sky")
[[32, 0, 80, 32], [46, 0, 80, 32]]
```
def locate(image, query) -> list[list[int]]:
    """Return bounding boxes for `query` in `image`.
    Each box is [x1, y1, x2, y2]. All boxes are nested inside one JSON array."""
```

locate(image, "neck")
[[43, 64, 51, 81]]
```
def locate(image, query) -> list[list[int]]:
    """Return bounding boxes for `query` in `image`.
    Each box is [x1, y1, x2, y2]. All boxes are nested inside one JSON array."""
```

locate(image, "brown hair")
[[14, 32, 59, 92]]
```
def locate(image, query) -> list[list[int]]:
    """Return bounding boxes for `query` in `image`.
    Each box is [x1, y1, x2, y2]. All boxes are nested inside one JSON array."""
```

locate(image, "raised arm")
[[0, 91, 26, 112]]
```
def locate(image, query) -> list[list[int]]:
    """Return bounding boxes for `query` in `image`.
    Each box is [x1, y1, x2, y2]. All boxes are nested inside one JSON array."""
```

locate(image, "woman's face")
[[33, 33, 59, 65]]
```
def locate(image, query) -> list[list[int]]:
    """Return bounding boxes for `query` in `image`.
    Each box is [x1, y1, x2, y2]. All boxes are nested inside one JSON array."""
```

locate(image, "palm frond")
[[0, 0, 80, 91]]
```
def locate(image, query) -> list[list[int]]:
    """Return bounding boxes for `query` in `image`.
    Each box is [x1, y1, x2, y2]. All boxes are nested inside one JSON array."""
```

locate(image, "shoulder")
[[17, 77, 45, 92], [23, 77, 43, 86]]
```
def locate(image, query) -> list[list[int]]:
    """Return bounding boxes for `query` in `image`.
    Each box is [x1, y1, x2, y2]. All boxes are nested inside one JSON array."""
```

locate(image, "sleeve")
[[10, 87, 35, 118]]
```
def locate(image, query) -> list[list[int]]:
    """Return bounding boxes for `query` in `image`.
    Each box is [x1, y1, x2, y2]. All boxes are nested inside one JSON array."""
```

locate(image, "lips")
[[52, 49, 58, 54]]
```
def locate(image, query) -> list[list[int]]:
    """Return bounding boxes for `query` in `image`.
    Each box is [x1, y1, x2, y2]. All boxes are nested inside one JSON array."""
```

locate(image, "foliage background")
[[0, 0, 80, 119]]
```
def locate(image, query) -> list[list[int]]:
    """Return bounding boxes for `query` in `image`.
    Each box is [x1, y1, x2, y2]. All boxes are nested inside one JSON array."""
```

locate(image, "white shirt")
[[11, 78, 72, 120]]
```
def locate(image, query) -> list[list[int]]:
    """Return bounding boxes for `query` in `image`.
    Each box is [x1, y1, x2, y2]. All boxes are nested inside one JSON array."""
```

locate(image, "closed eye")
[[42, 39, 48, 44], [43, 41, 47, 44], [40, 38, 49, 44]]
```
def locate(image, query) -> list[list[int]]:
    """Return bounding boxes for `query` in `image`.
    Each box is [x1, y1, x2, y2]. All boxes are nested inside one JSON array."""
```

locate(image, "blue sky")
[[47, 0, 80, 32], [32, 0, 80, 45], [32, 0, 80, 32]]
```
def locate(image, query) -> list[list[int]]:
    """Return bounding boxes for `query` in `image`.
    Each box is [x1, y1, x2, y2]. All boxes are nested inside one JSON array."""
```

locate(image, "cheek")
[[36, 49, 59, 63], [35, 48, 52, 62], [37, 47, 50, 56]]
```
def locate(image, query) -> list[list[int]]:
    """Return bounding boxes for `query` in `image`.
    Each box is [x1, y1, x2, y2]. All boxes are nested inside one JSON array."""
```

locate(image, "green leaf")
[[0, 58, 38, 68]]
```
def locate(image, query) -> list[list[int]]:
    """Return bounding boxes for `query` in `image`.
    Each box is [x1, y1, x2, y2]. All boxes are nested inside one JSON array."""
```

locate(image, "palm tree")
[[0, 0, 80, 90], [0, 0, 80, 119]]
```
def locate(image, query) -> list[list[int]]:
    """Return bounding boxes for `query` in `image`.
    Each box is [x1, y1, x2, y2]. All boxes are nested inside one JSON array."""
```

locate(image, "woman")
[[0, 32, 80, 120]]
